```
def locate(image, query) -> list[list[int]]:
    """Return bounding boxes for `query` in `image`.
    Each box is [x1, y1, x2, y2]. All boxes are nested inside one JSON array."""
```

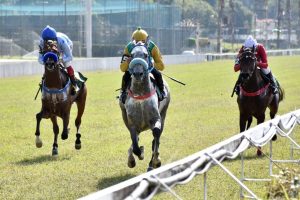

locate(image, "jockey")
[[38, 25, 79, 92], [233, 35, 278, 95], [119, 27, 166, 104]]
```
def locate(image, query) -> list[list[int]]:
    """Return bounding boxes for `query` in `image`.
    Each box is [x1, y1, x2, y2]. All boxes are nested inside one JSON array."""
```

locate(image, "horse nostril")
[[139, 73, 143, 76]]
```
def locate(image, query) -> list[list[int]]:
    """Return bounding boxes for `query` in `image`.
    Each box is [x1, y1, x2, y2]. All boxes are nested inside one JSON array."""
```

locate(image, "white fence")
[[79, 109, 300, 200], [0, 54, 206, 78], [1, 49, 300, 78]]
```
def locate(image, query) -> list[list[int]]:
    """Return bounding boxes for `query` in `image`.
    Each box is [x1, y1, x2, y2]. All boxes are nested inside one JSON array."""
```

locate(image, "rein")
[[240, 83, 270, 97], [127, 88, 156, 100]]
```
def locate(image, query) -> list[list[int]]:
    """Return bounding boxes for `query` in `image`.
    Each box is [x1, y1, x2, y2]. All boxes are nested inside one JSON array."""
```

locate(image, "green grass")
[[0, 56, 300, 200]]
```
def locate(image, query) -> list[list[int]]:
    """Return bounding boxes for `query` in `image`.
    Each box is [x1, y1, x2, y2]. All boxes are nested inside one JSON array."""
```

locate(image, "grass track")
[[0, 56, 299, 200]]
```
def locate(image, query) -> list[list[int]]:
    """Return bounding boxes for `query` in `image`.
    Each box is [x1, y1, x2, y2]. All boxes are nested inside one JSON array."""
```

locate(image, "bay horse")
[[119, 42, 170, 171], [35, 52, 87, 156], [237, 48, 284, 156]]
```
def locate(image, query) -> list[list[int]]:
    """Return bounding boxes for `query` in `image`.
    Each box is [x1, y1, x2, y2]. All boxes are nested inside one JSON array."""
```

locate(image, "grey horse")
[[119, 44, 170, 171]]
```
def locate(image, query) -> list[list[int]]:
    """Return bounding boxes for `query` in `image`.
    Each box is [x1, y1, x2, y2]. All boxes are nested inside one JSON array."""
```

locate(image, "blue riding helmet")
[[41, 25, 57, 40], [43, 52, 58, 63]]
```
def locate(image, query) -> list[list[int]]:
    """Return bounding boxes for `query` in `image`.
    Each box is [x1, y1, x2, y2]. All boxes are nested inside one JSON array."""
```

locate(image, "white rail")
[[1, 49, 300, 78], [79, 109, 300, 200]]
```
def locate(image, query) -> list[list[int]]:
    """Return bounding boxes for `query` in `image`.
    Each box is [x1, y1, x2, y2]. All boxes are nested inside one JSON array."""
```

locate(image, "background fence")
[[0, 0, 191, 57]]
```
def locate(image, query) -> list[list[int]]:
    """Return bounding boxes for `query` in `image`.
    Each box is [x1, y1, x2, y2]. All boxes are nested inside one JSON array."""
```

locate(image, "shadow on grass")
[[16, 155, 71, 166], [97, 173, 136, 190]]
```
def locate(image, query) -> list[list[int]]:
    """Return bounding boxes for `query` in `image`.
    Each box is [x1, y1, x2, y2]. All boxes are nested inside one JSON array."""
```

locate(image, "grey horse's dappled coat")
[[119, 48, 170, 171]]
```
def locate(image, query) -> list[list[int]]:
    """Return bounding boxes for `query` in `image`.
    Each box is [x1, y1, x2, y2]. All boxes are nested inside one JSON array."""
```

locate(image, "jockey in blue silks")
[[38, 25, 79, 92]]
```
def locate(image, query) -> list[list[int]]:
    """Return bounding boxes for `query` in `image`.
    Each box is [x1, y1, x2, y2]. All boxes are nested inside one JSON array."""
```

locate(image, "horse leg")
[[61, 114, 70, 140], [127, 145, 136, 168], [74, 92, 87, 150], [129, 128, 144, 160], [256, 114, 266, 157], [269, 96, 279, 141], [148, 121, 162, 171], [246, 116, 253, 130], [239, 113, 248, 133], [50, 116, 59, 156], [35, 111, 43, 148]]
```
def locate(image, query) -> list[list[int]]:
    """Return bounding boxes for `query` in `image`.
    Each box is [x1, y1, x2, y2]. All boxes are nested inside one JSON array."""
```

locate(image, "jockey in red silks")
[[38, 25, 79, 93], [233, 35, 278, 95]]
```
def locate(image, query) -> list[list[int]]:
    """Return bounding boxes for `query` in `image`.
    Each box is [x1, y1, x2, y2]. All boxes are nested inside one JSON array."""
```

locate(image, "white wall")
[[1, 49, 299, 78]]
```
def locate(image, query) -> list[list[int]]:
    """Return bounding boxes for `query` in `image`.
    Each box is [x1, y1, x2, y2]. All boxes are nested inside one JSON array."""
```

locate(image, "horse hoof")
[[138, 146, 144, 160], [257, 148, 262, 157], [75, 143, 81, 150], [35, 137, 43, 148], [128, 155, 136, 168], [147, 167, 153, 172], [52, 149, 58, 156], [153, 158, 161, 168], [61, 134, 68, 140], [272, 134, 277, 141], [36, 141, 43, 148]]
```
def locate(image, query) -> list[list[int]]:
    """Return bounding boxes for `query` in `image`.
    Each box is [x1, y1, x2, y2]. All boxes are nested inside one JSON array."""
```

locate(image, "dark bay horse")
[[119, 43, 170, 171], [35, 52, 87, 156], [237, 48, 284, 156]]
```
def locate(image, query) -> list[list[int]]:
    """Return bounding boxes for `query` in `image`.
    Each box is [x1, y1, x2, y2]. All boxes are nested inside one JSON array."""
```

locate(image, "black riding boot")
[[234, 74, 242, 96], [151, 68, 166, 101], [70, 75, 79, 95], [266, 72, 278, 94], [120, 71, 131, 104]]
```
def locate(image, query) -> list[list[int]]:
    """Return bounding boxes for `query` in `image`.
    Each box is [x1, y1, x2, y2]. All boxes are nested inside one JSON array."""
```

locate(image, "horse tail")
[[276, 80, 284, 102]]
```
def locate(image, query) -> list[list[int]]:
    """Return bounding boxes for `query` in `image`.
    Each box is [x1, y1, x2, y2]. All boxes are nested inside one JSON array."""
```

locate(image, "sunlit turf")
[[0, 56, 299, 200]]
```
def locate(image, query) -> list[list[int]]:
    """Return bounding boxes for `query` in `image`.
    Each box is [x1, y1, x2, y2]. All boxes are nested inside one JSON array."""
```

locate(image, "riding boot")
[[151, 68, 166, 101], [120, 71, 131, 104], [70, 75, 79, 95], [234, 74, 242, 96], [266, 72, 278, 94]]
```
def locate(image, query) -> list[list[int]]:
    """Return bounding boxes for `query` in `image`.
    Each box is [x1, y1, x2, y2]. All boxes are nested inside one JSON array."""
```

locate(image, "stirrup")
[[120, 91, 127, 104], [235, 86, 240, 96], [71, 85, 79, 95], [158, 90, 166, 101], [272, 87, 278, 94]]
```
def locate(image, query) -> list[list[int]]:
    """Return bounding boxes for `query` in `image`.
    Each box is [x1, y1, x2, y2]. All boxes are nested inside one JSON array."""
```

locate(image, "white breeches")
[[261, 67, 271, 74]]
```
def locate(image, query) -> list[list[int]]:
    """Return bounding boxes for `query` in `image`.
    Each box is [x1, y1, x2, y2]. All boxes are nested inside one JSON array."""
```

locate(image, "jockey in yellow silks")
[[119, 27, 166, 104]]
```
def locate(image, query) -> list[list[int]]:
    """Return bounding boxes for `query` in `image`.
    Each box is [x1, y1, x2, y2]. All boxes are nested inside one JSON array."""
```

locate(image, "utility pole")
[[195, 23, 200, 54], [264, 0, 268, 48], [229, 0, 234, 51], [299, 1, 300, 46], [286, 0, 291, 48], [277, 0, 282, 49], [253, 0, 257, 38], [85, 0, 92, 57], [217, 0, 224, 53]]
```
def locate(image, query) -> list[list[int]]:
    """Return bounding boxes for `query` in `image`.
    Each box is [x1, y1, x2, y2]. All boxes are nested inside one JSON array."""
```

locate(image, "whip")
[[161, 72, 186, 86]]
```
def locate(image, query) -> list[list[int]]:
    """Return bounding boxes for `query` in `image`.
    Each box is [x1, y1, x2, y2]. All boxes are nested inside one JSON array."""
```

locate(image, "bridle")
[[239, 49, 257, 83], [45, 58, 59, 72]]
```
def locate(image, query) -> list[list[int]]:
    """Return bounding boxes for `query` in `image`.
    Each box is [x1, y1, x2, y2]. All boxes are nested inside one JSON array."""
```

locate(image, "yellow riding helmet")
[[132, 27, 148, 41]]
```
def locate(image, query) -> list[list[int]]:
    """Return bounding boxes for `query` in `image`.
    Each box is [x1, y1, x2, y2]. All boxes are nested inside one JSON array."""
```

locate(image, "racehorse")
[[237, 48, 284, 156], [119, 42, 170, 171], [35, 51, 87, 156]]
